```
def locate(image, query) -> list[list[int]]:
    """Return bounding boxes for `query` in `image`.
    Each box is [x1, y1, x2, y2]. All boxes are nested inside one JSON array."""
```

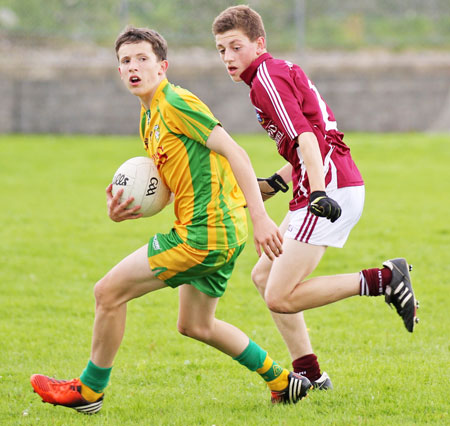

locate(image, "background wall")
[[1, 0, 449, 134]]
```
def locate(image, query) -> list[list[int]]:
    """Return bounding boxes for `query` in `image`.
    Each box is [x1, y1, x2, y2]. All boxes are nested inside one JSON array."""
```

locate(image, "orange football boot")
[[30, 375, 103, 414]]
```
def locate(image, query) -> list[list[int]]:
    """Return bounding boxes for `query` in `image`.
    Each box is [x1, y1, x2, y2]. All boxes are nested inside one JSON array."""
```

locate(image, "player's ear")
[[256, 36, 266, 54], [159, 59, 169, 74]]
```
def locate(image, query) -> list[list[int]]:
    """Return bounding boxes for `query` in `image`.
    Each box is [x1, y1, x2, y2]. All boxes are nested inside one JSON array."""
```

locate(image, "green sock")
[[233, 340, 267, 371], [80, 360, 112, 393]]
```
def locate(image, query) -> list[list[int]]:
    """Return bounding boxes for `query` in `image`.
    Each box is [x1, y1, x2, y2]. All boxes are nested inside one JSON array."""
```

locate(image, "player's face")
[[215, 30, 266, 82], [118, 41, 168, 106]]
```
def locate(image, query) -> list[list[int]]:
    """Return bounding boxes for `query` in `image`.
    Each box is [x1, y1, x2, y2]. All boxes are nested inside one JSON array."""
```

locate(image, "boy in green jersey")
[[30, 26, 312, 414]]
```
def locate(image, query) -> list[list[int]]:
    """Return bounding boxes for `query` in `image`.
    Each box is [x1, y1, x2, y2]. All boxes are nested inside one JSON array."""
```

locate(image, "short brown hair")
[[212, 5, 265, 41], [115, 26, 168, 61]]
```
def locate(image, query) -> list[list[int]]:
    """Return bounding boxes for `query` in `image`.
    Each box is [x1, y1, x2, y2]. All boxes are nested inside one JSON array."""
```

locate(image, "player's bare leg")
[[90, 245, 167, 367], [31, 244, 167, 413], [177, 283, 311, 403], [252, 213, 314, 358], [251, 213, 331, 388], [265, 238, 359, 314], [265, 240, 419, 332], [253, 252, 316, 360], [253, 257, 332, 389], [177, 284, 249, 356]]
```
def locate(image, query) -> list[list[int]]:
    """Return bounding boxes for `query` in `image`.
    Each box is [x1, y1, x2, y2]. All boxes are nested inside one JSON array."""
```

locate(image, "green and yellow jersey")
[[139, 78, 247, 250]]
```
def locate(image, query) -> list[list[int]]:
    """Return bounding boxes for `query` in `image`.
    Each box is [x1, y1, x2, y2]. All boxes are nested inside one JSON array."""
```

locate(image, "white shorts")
[[285, 186, 365, 248]]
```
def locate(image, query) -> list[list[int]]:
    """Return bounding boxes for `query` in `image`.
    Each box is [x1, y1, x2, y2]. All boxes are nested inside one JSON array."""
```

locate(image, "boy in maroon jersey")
[[213, 5, 419, 389]]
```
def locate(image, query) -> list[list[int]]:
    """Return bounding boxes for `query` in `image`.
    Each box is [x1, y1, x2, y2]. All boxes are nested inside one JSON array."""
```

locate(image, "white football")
[[111, 156, 171, 217]]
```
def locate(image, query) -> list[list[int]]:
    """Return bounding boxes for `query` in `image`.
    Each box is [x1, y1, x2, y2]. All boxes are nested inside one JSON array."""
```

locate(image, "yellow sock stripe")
[[257, 355, 286, 384], [80, 383, 104, 403], [266, 369, 290, 392], [256, 354, 273, 375]]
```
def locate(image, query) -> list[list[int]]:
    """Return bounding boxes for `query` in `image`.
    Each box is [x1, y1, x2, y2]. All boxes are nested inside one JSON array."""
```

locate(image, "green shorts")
[[148, 228, 245, 298]]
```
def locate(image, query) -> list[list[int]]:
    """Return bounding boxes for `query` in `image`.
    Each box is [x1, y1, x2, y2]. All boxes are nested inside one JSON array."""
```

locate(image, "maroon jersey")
[[240, 53, 363, 210]]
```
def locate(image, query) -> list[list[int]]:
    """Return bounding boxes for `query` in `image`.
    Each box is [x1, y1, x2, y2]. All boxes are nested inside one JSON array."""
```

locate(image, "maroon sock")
[[360, 267, 392, 296], [292, 354, 321, 382]]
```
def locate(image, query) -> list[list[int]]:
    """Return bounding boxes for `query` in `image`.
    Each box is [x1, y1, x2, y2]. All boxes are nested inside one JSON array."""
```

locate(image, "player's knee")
[[94, 280, 109, 309], [94, 276, 118, 310], [251, 265, 267, 294], [176, 321, 197, 338], [177, 321, 212, 342], [265, 289, 293, 313], [94, 279, 105, 303]]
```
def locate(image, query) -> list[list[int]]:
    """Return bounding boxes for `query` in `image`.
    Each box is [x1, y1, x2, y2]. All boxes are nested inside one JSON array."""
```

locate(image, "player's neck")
[[257, 49, 267, 56], [139, 74, 167, 110], [250, 49, 268, 66]]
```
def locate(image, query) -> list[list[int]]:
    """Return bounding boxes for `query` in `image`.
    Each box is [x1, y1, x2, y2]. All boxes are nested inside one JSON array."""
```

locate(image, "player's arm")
[[297, 132, 341, 222], [105, 183, 143, 222], [206, 125, 282, 260], [276, 163, 293, 183], [258, 163, 292, 201]]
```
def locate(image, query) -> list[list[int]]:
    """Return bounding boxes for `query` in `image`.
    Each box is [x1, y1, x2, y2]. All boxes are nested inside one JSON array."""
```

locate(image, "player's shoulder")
[[262, 56, 298, 72], [163, 83, 216, 123], [161, 83, 204, 111], [256, 56, 304, 84], [157, 82, 217, 132]]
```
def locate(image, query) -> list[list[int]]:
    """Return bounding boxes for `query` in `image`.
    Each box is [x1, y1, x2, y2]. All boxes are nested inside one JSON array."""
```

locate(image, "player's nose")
[[128, 58, 139, 70], [223, 49, 234, 63]]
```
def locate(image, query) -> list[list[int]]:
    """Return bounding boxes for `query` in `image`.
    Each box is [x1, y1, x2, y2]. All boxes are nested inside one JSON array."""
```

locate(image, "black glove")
[[257, 173, 289, 201], [309, 191, 342, 223]]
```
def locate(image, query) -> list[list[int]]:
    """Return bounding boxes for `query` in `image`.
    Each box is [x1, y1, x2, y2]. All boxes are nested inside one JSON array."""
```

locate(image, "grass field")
[[1, 133, 449, 425]]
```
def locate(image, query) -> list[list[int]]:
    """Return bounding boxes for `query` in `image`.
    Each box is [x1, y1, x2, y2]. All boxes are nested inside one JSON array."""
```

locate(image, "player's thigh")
[[178, 284, 219, 331], [266, 238, 326, 297], [98, 244, 166, 306], [252, 211, 291, 288]]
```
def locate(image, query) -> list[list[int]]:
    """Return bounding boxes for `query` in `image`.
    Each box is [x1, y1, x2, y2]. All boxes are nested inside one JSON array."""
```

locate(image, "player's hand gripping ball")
[[111, 157, 171, 217], [309, 191, 342, 223]]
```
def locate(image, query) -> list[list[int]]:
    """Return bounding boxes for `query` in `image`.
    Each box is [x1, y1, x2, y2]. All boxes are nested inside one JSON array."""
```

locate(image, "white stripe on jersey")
[[295, 145, 309, 200], [257, 62, 297, 140], [323, 145, 334, 177], [323, 145, 338, 190], [294, 138, 337, 200], [326, 158, 338, 191], [307, 80, 338, 132]]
